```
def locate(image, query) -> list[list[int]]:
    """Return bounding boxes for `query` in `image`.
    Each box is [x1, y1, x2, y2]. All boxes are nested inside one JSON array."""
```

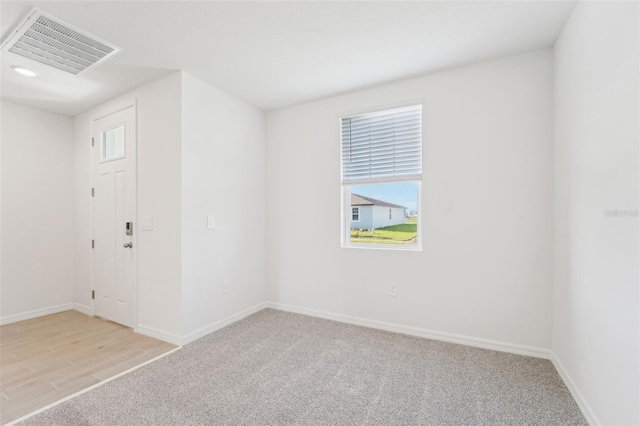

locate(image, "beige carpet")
[[19, 309, 586, 425]]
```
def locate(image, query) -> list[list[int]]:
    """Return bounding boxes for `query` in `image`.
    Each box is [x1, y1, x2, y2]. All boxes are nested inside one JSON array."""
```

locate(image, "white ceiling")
[[1, 1, 576, 116]]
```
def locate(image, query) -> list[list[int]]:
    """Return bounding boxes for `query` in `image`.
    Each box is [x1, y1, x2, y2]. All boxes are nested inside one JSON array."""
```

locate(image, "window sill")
[[341, 243, 423, 252]]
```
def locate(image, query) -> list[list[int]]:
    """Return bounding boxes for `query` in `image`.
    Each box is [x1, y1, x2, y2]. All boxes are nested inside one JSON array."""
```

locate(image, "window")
[[352, 207, 360, 221], [341, 104, 422, 249], [102, 124, 125, 162]]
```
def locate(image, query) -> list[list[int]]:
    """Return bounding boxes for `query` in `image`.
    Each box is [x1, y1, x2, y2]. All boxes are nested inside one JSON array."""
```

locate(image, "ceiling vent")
[[0, 8, 122, 76]]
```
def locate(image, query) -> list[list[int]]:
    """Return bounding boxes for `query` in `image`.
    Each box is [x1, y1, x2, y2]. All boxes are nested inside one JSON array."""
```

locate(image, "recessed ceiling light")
[[11, 65, 39, 77]]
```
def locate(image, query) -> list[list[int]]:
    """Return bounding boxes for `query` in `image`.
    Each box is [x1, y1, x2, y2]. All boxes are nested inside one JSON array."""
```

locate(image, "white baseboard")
[[135, 324, 183, 346], [550, 353, 600, 426], [73, 303, 92, 316], [266, 302, 552, 359], [0, 303, 75, 325], [136, 302, 268, 346], [182, 302, 269, 345]]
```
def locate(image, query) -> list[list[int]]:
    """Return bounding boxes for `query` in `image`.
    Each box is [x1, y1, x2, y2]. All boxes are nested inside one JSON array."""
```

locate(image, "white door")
[[92, 106, 136, 328]]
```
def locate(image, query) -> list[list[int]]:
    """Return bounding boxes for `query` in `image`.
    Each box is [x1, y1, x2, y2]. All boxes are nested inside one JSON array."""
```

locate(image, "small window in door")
[[102, 125, 125, 162]]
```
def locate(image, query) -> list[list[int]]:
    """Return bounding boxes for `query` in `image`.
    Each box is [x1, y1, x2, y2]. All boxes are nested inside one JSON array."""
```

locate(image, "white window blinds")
[[341, 104, 422, 184]]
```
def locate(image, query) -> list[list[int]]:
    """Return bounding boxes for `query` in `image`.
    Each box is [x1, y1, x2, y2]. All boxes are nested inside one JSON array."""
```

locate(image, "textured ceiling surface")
[[1, 1, 576, 116]]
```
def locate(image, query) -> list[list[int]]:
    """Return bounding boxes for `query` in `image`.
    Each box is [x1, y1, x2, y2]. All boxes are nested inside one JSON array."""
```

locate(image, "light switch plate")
[[207, 215, 215, 229]]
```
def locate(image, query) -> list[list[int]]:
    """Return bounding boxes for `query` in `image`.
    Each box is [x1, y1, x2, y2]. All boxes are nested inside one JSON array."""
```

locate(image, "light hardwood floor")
[[0, 310, 176, 424]]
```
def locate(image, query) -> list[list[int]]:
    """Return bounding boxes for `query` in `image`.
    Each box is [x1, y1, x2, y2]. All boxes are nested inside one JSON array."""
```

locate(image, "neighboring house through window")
[[340, 103, 422, 249]]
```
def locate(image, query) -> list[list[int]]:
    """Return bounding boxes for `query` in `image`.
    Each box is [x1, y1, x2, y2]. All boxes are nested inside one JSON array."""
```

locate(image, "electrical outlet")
[[207, 215, 215, 229], [388, 282, 397, 297], [222, 279, 229, 293]]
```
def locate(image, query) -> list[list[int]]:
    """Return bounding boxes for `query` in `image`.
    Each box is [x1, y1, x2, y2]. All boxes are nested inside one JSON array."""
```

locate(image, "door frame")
[[90, 98, 138, 328]]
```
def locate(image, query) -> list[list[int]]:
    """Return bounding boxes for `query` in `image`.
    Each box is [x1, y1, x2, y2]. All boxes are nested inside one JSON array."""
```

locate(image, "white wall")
[[74, 72, 184, 342], [73, 71, 267, 344], [181, 73, 267, 340], [267, 49, 554, 351], [552, 2, 639, 424], [1, 102, 75, 322]]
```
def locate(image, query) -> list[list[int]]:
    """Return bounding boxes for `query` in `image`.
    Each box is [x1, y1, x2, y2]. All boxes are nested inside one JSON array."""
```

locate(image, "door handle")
[[123, 242, 133, 248]]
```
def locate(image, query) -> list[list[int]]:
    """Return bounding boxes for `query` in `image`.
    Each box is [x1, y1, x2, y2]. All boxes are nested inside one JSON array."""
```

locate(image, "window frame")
[[340, 101, 423, 251]]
